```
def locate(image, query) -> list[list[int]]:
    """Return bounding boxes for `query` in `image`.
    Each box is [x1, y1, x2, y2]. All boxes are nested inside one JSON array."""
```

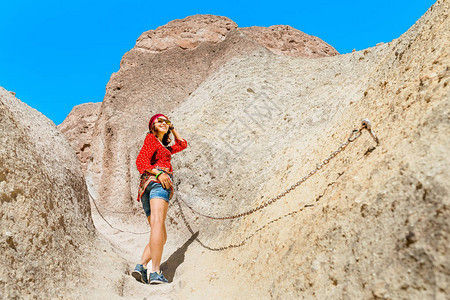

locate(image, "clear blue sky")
[[0, 0, 436, 125]]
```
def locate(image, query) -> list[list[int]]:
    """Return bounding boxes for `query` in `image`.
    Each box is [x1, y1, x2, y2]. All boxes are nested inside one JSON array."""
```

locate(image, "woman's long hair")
[[150, 123, 172, 147]]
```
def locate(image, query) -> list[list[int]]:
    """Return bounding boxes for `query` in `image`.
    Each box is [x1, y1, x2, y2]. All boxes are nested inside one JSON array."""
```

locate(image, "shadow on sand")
[[160, 231, 199, 282]]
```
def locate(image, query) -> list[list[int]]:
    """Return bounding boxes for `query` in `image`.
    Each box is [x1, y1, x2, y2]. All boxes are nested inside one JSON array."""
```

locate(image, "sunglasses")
[[156, 117, 171, 125]]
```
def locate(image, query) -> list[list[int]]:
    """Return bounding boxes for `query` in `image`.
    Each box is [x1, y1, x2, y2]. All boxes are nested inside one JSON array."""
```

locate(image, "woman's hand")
[[157, 172, 172, 189]]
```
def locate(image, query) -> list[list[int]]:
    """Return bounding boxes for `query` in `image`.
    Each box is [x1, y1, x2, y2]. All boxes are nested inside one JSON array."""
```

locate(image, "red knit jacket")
[[136, 132, 188, 201]]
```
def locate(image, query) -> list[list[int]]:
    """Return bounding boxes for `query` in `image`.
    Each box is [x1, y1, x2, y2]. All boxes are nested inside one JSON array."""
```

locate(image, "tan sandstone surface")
[[154, 2, 449, 298], [0, 88, 158, 299], [5, 0, 449, 298], [58, 102, 101, 175], [133, 14, 338, 57]]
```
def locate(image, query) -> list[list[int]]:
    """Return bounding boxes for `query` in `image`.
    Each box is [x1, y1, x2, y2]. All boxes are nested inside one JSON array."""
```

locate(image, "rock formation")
[[133, 15, 338, 57], [0, 88, 148, 299], [58, 102, 101, 174], [0, 87, 92, 298], [54, 1, 449, 298], [240, 25, 339, 57], [166, 2, 449, 298]]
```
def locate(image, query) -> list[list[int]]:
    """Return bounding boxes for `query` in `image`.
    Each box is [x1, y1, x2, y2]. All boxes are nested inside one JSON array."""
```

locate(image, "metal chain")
[[87, 187, 150, 235], [85, 119, 378, 240], [176, 197, 313, 251], [85, 188, 139, 214], [176, 119, 379, 250], [179, 119, 379, 220]]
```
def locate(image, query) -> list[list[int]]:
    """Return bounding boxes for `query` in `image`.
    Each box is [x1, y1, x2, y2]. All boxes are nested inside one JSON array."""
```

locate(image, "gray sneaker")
[[132, 264, 148, 284], [149, 271, 169, 284]]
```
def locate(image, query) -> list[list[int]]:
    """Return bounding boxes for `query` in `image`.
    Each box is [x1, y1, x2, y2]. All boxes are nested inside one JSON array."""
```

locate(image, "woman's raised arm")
[[168, 128, 187, 154]]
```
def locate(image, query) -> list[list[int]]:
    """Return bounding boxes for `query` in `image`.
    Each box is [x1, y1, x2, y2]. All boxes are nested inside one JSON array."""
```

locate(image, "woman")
[[132, 113, 188, 284]]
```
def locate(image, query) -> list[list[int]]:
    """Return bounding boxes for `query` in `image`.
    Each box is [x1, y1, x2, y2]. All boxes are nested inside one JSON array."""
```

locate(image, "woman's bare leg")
[[149, 197, 169, 272], [139, 213, 167, 266], [139, 215, 153, 265], [163, 224, 167, 245]]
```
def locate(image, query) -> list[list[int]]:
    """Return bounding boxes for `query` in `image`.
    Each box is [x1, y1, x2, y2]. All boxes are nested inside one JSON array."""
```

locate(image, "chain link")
[[87, 188, 150, 234], [177, 193, 317, 251], [176, 120, 379, 250], [179, 120, 378, 220], [176, 198, 316, 251]]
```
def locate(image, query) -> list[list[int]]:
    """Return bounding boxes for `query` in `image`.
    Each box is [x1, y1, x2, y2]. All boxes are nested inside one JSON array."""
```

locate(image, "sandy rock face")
[[166, 1, 449, 298], [135, 15, 238, 52], [58, 102, 101, 174], [240, 25, 339, 57], [0, 89, 132, 299], [0, 87, 94, 298]]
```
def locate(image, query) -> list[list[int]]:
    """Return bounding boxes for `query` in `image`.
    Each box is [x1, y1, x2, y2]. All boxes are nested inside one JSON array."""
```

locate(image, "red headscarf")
[[148, 113, 169, 131]]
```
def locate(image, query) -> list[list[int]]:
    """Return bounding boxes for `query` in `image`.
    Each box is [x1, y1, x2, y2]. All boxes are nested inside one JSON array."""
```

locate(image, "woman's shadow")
[[160, 231, 199, 282]]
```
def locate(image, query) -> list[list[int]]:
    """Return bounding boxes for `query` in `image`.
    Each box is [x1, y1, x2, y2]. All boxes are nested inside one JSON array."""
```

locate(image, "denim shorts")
[[141, 181, 171, 217]]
